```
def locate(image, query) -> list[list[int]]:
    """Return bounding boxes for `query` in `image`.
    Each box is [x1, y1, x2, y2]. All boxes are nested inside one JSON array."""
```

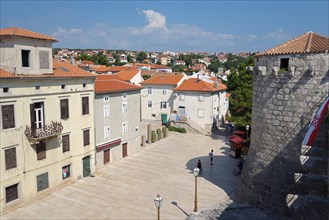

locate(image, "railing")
[[24, 121, 63, 141]]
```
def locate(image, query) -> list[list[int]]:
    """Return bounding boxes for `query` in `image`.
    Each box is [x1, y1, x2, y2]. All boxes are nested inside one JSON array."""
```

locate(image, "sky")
[[1, 0, 328, 53]]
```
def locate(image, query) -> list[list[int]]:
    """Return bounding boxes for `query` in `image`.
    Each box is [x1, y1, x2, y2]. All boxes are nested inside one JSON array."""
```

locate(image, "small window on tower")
[[280, 58, 289, 71]]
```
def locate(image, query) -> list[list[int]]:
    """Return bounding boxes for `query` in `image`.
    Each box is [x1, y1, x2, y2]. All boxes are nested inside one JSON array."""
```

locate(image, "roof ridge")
[[305, 32, 313, 52]]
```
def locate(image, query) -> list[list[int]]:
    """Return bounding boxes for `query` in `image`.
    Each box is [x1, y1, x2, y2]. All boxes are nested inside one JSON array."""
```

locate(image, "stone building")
[[0, 27, 96, 214], [236, 32, 329, 218]]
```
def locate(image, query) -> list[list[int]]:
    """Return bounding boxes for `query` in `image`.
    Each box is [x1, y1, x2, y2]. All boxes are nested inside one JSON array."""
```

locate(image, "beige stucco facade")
[[0, 77, 95, 213], [94, 90, 142, 169]]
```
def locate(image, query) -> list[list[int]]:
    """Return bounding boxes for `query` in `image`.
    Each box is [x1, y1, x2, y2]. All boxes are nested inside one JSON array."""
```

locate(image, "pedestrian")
[[197, 159, 202, 174], [209, 149, 214, 165]]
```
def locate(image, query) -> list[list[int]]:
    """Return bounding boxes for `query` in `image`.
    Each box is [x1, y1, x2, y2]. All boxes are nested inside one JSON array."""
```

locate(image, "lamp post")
[[193, 167, 200, 213], [246, 125, 250, 139], [154, 194, 163, 220]]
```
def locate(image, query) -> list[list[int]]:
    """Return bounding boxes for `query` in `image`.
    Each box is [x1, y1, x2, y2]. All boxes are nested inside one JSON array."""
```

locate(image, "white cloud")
[[142, 9, 168, 31], [264, 28, 290, 41], [243, 34, 257, 42], [52, 27, 82, 38]]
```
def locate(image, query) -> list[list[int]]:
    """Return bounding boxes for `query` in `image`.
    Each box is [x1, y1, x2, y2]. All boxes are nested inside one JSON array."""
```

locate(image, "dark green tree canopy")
[[136, 51, 148, 63]]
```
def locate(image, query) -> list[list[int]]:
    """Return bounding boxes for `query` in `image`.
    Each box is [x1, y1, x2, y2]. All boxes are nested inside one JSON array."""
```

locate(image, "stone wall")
[[236, 52, 329, 215]]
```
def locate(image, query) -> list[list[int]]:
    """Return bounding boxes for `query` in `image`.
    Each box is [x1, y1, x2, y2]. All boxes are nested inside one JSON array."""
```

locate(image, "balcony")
[[25, 121, 63, 142]]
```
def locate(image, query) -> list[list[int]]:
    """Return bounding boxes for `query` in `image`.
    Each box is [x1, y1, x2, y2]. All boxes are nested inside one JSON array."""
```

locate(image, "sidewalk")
[[2, 132, 240, 220]]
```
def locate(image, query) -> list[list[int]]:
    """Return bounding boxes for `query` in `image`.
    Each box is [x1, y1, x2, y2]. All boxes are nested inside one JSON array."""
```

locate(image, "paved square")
[[2, 132, 240, 219]]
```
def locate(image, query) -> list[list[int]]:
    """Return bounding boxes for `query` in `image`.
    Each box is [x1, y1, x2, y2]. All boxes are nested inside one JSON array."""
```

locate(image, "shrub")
[[168, 126, 186, 133]]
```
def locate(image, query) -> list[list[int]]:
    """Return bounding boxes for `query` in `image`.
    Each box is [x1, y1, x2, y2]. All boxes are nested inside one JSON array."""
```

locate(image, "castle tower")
[[236, 32, 329, 216]]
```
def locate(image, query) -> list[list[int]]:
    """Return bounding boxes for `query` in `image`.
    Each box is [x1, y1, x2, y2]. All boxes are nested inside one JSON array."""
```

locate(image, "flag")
[[302, 96, 329, 146]]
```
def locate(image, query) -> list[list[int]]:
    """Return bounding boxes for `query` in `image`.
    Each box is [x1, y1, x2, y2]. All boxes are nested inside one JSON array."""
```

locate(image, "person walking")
[[209, 149, 214, 165], [197, 159, 202, 174]]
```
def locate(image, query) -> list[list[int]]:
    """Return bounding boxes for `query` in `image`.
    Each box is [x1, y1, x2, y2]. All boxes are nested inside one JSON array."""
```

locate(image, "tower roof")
[[256, 32, 329, 56]]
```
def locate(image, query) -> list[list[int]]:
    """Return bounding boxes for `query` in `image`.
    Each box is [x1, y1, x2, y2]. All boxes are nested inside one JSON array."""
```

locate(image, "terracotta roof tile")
[[0, 60, 95, 79], [0, 27, 57, 42], [94, 79, 142, 94], [116, 70, 140, 81], [89, 65, 109, 72], [141, 74, 184, 85], [256, 31, 329, 56], [107, 66, 139, 72], [173, 78, 227, 92], [96, 74, 124, 81]]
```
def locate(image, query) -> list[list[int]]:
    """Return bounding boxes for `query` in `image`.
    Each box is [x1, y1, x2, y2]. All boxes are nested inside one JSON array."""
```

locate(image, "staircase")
[[286, 135, 329, 219]]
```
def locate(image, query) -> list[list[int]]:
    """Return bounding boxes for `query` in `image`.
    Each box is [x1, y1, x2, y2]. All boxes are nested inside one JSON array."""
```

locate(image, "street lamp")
[[246, 125, 250, 139], [154, 194, 163, 220], [193, 167, 200, 212]]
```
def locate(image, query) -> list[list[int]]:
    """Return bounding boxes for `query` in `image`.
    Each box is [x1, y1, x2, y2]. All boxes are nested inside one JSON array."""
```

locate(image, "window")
[[122, 122, 128, 133], [280, 58, 289, 71], [3, 87, 9, 93], [62, 165, 71, 179], [103, 96, 109, 102], [160, 101, 167, 109], [2, 105, 15, 129], [82, 97, 89, 115], [148, 86, 152, 94], [198, 94, 204, 102], [5, 147, 17, 170], [104, 104, 110, 118], [104, 125, 110, 140], [61, 84, 66, 90], [36, 173, 49, 192], [148, 101, 153, 108], [21, 50, 30, 67], [36, 141, 46, 160], [60, 99, 69, 120], [179, 93, 185, 101], [122, 93, 127, 100], [83, 129, 90, 146], [35, 85, 40, 90], [82, 83, 86, 88], [62, 134, 70, 153], [122, 102, 128, 114], [197, 109, 204, 118], [30, 102, 44, 129], [162, 87, 167, 95], [6, 183, 18, 203]]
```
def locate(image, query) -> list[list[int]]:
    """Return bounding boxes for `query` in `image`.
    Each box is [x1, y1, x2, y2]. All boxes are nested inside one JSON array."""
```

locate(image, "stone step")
[[286, 194, 329, 220], [293, 173, 328, 196], [300, 145, 328, 158], [300, 155, 328, 175]]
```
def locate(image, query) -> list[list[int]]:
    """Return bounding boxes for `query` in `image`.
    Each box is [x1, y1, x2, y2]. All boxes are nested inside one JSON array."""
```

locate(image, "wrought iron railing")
[[24, 121, 63, 140]]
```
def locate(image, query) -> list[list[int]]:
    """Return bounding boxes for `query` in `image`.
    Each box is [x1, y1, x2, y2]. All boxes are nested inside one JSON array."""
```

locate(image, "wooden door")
[[104, 149, 110, 164], [82, 156, 91, 177], [122, 143, 128, 158]]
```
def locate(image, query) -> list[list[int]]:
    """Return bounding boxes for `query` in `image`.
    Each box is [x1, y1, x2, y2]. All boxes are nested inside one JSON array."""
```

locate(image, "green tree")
[[227, 57, 253, 128], [136, 51, 147, 63]]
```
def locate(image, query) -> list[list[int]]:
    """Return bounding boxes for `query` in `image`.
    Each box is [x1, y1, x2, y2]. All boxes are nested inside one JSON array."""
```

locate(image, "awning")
[[96, 138, 121, 152]]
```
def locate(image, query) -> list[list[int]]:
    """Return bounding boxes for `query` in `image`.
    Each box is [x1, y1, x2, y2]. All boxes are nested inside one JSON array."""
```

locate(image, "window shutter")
[[30, 104, 36, 130], [37, 141, 46, 160], [2, 105, 15, 129], [84, 130, 90, 146], [60, 99, 69, 119], [62, 135, 70, 152], [5, 148, 17, 170]]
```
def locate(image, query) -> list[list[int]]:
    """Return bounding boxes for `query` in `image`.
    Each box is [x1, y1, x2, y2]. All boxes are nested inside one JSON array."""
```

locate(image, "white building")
[[94, 75, 142, 169], [140, 73, 187, 120], [173, 76, 228, 132]]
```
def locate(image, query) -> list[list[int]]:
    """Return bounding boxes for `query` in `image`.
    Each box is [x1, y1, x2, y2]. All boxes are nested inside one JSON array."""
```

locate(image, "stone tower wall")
[[236, 52, 329, 215]]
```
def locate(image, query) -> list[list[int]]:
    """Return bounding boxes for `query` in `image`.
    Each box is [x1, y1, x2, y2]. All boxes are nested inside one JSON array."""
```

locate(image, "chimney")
[[70, 56, 75, 65], [214, 81, 218, 88]]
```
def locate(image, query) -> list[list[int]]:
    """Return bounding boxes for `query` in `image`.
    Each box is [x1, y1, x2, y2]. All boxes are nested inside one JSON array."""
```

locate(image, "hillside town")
[[0, 27, 328, 220]]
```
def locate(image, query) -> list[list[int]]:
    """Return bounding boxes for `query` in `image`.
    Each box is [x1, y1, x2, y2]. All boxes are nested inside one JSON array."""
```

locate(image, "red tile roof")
[[89, 65, 109, 72], [256, 31, 329, 56], [116, 70, 140, 81], [0, 27, 57, 42], [173, 78, 227, 92], [0, 60, 95, 79], [141, 74, 184, 85], [107, 66, 138, 72], [96, 74, 124, 81], [94, 79, 142, 94]]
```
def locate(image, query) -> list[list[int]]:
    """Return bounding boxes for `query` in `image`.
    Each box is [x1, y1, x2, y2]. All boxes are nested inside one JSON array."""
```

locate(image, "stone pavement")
[[2, 132, 240, 220]]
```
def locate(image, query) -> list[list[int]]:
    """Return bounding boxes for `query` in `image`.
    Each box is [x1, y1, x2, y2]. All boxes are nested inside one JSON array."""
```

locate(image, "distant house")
[[173, 74, 228, 132], [174, 60, 186, 66], [140, 73, 187, 120], [94, 75, 143, 169], [116, 69, 143, 85], [88, 65, 110, 74], [107, 66, 138, 74]]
